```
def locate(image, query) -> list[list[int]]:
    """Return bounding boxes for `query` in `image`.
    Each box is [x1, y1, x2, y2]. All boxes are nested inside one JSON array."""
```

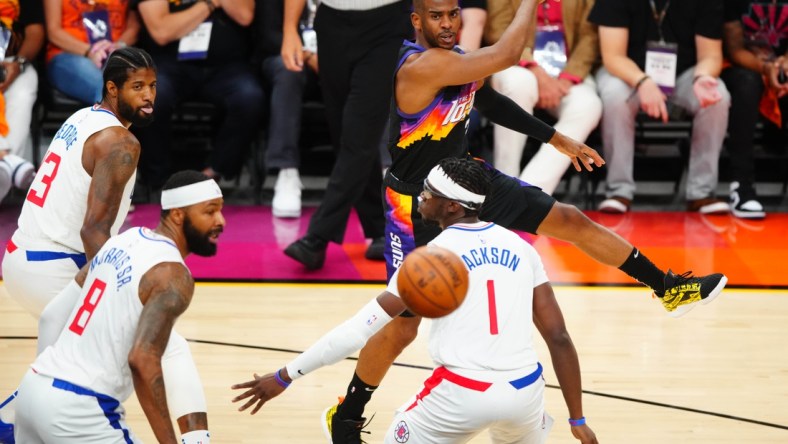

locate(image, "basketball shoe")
[[284, 234, 327, 270], [658, 270, 727, 318], [322, 398, 372, 444]]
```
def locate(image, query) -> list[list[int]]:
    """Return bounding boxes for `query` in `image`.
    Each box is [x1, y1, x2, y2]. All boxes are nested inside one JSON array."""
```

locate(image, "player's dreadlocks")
[[437, 157, 490, 215], [102, 47, 156, 99]]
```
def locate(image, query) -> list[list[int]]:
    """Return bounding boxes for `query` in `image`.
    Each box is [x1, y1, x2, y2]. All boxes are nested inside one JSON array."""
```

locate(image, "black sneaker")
[[730, 181, 765, 220], [364, 237, 385, 261], [325, 407, 373, 444], [659, 269, 727, 318], [284, 234, 328, 270]]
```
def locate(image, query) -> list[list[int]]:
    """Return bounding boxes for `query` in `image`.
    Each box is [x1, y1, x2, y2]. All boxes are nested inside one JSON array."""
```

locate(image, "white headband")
[[161, 179, 223, 210], [425, 165, 485, 209]]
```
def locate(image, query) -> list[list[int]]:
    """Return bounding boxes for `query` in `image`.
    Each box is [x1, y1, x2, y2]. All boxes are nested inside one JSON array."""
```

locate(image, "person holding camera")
[[720, 0, 788, 220], [0, 0, 45, 204], [590, 0, 731, 215]]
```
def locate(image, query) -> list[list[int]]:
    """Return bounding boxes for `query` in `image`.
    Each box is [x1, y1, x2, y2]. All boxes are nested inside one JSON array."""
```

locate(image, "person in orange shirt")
[[44, 0, 140, 104]]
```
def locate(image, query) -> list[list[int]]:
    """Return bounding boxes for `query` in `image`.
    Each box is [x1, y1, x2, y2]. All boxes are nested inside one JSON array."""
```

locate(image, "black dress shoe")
[[284, 234, 328, 270], [364, 236, 385, 261]]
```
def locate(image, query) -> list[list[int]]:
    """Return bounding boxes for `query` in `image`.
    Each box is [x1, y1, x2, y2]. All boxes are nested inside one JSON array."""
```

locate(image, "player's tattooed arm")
[[81, 127, 141, 261], [129, 262, 195, 444]]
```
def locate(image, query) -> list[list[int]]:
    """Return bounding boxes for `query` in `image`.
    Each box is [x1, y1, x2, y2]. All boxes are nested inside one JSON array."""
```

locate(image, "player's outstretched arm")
[[532, 282, 598, 444], [129, 263, 195, 444], [473, 84, 604, 172], [232, 292, 405, 414], [81, 127, 141, 261], [402, 0, 539, 90]]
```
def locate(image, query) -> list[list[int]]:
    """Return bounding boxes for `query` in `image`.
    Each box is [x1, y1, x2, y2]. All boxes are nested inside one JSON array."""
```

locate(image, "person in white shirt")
[[232, 158, 598, 444], [14, 170, 225, 444]]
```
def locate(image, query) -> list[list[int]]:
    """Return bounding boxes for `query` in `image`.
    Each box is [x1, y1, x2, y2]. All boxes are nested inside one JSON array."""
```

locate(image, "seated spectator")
[[484, 0, 601, 195], [44, 0, 140, 105], [0, 0, 44, 202], [590, 0, 731, 214], [256, 0, 319, 218], [720, 0, 788, 219], [133, 0, 263, 189]]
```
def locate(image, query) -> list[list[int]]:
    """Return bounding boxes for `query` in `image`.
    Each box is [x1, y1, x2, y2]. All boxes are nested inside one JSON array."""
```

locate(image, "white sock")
[[181, 430, 210, 444]]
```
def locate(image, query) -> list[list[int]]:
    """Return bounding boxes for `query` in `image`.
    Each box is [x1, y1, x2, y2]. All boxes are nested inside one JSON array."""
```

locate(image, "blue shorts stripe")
[[52, 379, 133, 444], [509, 363, 543, 390], [26, 250, 87, 268]]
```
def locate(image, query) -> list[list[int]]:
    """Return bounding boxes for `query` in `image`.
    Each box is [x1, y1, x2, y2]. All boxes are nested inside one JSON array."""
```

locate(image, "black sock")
[[337, 372, 378, 420], [618, 247, 667, 296]]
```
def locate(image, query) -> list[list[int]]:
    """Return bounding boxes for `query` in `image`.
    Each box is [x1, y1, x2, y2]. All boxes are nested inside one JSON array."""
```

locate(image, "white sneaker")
[[730, 181, 765, 220], [272, 168, 302, 218], [598, 196, 631, 214], [1, 154, 35, 190]]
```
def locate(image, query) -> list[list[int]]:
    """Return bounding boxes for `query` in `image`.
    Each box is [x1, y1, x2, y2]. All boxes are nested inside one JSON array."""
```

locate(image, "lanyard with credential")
[[648, 0, 670, 43]]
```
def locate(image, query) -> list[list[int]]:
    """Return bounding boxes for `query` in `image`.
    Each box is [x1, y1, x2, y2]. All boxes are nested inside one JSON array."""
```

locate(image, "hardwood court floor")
[[2, 283, 787, 443]]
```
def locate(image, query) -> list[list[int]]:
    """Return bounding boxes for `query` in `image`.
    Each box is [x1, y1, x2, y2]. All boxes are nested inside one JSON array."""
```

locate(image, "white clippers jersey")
[[15, 105, 135, 253], [33, 227, 185, 402], [388, 222, 548, 372]]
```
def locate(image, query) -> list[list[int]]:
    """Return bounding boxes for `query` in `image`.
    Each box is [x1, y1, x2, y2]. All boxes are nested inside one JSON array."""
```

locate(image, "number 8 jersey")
[[32, 227, 185, 402], [15, 105, 135, 253]]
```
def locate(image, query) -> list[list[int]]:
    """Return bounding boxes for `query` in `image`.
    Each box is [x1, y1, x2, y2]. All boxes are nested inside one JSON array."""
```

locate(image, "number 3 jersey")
[[32, 227, 185, 402], [387, 40, 479, 184], [387, 222, 548, 373], [15, 106, 135, 254]]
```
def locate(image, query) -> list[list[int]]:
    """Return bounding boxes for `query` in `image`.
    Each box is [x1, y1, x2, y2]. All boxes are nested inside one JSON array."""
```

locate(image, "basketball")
[[397, 245, 469, 318]]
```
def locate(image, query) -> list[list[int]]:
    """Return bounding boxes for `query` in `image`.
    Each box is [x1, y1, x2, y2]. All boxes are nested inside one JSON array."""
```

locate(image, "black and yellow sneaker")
[[321, 397, 373, 444], [658, 269, 727, 317]]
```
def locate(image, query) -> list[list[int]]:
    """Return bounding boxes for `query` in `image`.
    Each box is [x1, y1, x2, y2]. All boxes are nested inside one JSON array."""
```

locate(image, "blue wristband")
[[568, 417, 586, 426], [274, 369, 291, 389]]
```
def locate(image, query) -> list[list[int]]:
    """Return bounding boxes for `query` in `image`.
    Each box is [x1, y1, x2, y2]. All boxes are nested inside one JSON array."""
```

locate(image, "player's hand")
[[692, 75, 722, 108], [281, 30, 304, 72], [571, 423, 598, 444], [231, 372, 286, 414], [548, 131, 605, 172], [637, 78, 669, 122]]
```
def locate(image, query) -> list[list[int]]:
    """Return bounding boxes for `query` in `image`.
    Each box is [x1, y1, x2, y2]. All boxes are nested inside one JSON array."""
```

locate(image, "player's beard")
[[118, 99, 155, 128], [184, 216, 221, 257]]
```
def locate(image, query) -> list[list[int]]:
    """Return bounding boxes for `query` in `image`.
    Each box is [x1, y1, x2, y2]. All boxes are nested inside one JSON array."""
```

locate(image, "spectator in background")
[[459, 0, 486, 51], [0, 0, 44, 203], [590, 0, 731, 215], [484, 0, 601, 195], [280, 0, 412, 270], [256, 0, 320, 218], [133, 0, 263, 190], [721, 0, 788, 219], [44, 0, 140, 104]]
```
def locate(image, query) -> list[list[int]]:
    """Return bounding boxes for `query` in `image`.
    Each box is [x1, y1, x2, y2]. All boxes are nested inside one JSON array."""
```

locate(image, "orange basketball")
[[397, 245, 469, 318]]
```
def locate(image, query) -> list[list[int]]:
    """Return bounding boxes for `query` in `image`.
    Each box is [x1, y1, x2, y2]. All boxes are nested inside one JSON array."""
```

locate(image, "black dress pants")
[[307, 1, 411, 243]]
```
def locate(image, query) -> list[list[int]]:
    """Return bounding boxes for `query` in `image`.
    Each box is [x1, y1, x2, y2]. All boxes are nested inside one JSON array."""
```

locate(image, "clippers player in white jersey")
[[231, 158, 598, 444], [14, 170, 225, 444], [3, 46, 155, 318], [1, 49, 211, 444]]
